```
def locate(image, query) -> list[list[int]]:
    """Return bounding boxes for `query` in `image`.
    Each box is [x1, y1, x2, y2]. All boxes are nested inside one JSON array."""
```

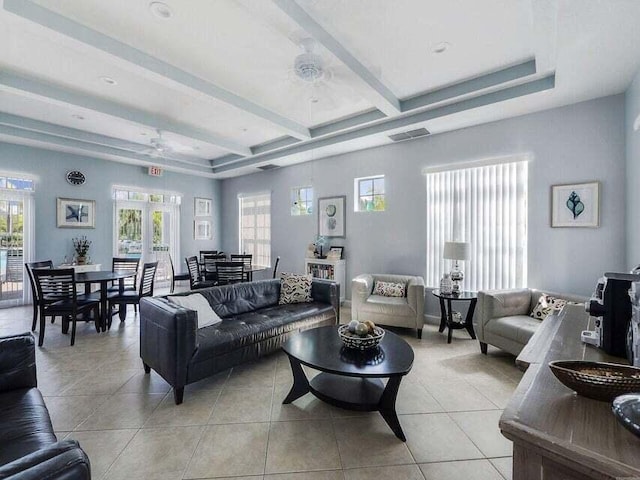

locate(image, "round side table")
[[432, 289, 478, 344]]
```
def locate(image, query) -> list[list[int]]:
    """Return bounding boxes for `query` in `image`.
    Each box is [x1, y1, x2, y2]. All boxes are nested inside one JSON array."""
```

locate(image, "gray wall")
[[0, 143, 221, 268], [626, 69, 640, 268], [221, 95, 627, 304]]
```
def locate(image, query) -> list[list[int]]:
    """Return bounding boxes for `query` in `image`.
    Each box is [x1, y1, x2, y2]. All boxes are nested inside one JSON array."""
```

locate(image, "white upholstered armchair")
[[351, 274, 425, 338]]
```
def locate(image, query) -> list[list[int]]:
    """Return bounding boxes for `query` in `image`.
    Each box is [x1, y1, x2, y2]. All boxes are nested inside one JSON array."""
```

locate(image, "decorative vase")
[[440, 273, 453, 294], [77, 255, 87, 265]]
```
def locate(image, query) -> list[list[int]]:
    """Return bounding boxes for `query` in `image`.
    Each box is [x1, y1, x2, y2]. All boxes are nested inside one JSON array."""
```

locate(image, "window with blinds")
[[425, 158, 528, 291], [239, 192, 271, 268]]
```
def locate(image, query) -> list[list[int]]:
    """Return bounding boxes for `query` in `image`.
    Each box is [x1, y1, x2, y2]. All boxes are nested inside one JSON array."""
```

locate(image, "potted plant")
[[72, 235, 91, 265]]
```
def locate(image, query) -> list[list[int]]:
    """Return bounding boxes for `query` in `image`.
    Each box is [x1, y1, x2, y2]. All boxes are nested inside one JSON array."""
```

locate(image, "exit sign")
[[148, 166, 163, 177]]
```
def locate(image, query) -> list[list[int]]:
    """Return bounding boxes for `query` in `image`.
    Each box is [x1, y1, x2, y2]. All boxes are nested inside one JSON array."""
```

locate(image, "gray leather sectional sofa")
[[140, 278, 340, 404]]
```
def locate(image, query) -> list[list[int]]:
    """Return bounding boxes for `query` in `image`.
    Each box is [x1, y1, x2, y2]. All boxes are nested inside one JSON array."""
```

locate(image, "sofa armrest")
[[139, 297, 197, 391], [475, 289, 532, 342], [0, 440, 90, 479], [0, 333, 36, 393], [407, 277, 425, 328], [351, 274, 373, 312], [311, 279, 340, 323]]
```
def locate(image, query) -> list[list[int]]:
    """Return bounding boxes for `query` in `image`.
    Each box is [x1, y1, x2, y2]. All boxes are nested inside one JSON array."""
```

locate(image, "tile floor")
[[0, 304, 521, 480]]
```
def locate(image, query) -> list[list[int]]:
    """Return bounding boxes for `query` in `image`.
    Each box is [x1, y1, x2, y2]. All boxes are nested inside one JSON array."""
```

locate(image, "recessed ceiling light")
[[99, 76, 117, 86], [432, 42, 451, 54], [140, 132, 148, 136], [149, 2, 172, 19], [310, 97, 319, 104], [71, 114, 85, 120]]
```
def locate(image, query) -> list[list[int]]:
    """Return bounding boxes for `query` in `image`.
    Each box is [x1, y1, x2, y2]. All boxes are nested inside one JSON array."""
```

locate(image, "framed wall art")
[[194, 220, 212, 240], [57, 198, 96, 228], [318, 196, 346, 238], [194, 197, 212, 217], [551, 181, 600, 228]]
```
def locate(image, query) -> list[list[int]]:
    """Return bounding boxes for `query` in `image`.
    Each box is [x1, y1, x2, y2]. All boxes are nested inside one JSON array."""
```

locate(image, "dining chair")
[[107, 261, 158, 326], [202, 254, 226, 281], [185, 256, 216, 290], [215, 261, 245, 285], [230, 254, 253, 281], [272, 256, 281, 279], [170, 254, 190, 293], [108, 257, 140, 293], [199, 250, 218, 264], [25, 260, 53, 332], [32, 268, 100, 346]]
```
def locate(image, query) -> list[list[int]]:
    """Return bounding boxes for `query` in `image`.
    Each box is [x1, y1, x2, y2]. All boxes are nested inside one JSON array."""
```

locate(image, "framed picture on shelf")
[[194, 197, 212, 217], [551, 181, 600, 228], [318, 195, 346, 238], [328, 246, 344, 259], [194, 220, 212, 240], [56, 197, 95, 228]]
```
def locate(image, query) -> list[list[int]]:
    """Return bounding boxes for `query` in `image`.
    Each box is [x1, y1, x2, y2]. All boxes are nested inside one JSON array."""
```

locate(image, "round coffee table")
[[282, 325, 414, 441]]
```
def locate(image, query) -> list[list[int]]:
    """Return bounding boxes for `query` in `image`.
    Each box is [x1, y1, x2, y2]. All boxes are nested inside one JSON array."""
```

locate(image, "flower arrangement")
[[72, 235, 91, 256]]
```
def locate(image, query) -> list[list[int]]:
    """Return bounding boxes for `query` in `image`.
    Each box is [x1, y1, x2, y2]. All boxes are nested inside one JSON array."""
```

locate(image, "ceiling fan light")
[[294, 52, 324, 82]]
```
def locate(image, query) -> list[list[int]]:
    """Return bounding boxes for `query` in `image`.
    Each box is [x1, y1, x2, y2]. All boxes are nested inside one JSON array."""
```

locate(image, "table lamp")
[[443, 241, 470, 294]]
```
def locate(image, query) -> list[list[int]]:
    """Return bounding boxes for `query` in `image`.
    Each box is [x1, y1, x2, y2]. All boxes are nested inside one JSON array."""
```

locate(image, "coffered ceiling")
[[0, 0, 639, 178]]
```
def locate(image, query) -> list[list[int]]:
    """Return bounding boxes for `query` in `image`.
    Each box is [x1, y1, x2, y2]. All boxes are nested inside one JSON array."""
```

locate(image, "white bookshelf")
[[304, 258, 346, 302]]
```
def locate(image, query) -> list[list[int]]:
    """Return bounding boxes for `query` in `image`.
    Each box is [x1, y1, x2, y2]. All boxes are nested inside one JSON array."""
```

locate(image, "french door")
[[114, 201, 179, 289], [0, 188, 34, 307]]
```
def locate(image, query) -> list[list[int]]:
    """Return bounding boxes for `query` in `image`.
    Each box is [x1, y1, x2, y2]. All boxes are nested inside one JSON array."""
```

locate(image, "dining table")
[[76, 270, 137, 332]]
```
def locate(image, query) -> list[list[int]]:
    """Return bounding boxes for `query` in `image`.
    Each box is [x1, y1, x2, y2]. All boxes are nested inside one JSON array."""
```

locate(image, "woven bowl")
[[338, 324, 385, 351], [549, 360, 640, 402]]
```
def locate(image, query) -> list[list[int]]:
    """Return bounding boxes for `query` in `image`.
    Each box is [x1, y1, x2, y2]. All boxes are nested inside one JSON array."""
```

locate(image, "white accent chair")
[[474, 288, 587, 356], [351, 274, 425, 338]]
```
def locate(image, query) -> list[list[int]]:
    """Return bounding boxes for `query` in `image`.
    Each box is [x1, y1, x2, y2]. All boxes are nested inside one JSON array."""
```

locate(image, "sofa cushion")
[[192, 302, 334, 361], [530, 294, 567, 320], [167, 293, 222, 329], [373, 281, 406, 297], [195, 280, 280, 317], [279, 273, 313, 305], [486, 315, 540, 345], [358, 294, 415, 318], [0, 388, 57, 465]]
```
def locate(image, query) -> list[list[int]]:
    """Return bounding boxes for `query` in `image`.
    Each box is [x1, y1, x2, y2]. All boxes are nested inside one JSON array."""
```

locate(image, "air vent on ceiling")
[[257, 164, 280, 171], [388, 127, 430, 142]]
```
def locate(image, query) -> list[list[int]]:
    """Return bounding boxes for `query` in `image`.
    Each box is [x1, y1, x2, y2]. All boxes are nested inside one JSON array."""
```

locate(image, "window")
[[425, 158, 528, 291], [239, 192, 271, 268], [291, 186, 313, 216], [355, 175, 385, 211]]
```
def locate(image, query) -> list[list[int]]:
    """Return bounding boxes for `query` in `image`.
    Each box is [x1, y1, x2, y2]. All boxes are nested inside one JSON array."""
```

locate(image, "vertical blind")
[[426, 159, 528, 291], [239, 192, 271, 268]]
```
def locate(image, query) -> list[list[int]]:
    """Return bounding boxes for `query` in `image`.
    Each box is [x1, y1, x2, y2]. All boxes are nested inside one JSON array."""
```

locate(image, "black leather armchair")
[[0, 333, 91, 479]]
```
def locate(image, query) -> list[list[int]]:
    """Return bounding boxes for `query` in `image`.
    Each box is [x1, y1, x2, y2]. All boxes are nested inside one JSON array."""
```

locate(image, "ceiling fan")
[[285, 38, 360, 109], [138, 129, 196, 158]]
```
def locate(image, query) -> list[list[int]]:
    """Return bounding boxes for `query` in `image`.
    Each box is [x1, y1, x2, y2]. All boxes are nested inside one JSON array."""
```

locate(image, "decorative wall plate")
[[66, 170, 86, 185]]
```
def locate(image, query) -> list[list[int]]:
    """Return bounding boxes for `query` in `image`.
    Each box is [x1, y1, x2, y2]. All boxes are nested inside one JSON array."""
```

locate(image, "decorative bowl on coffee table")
[[338, 324, 385, 350]]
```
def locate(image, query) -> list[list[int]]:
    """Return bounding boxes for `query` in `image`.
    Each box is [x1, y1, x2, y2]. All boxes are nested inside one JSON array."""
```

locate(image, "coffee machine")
[[584, 272, 640, 359]]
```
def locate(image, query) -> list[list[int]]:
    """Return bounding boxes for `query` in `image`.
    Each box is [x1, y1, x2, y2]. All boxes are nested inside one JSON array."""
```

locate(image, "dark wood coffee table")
[[282, 325, 414, 441]]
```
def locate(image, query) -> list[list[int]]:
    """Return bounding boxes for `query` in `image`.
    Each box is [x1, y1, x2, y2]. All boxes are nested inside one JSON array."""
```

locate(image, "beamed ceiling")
[[1, 0, 639, 178]]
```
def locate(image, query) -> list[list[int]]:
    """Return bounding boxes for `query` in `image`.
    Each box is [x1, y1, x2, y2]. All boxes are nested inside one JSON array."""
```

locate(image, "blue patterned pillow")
[[279, 272, 313, 304]]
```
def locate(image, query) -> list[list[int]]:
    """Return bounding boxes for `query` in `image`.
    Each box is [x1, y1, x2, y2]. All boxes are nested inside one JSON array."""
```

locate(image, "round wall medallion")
[[66, 170, 86, 185]]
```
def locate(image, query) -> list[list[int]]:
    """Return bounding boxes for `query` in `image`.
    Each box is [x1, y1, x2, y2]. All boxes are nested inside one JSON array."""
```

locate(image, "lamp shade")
[[443, 241, 470, 261]]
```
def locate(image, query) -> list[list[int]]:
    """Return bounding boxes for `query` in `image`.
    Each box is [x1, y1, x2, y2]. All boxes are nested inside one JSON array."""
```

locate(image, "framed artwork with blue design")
[[551, 181, 600, 228], [57, 198, 96, 228]]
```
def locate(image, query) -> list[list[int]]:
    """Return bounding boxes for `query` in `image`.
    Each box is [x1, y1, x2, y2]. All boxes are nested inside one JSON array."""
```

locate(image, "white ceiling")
[[0, 0, 639, 178]]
